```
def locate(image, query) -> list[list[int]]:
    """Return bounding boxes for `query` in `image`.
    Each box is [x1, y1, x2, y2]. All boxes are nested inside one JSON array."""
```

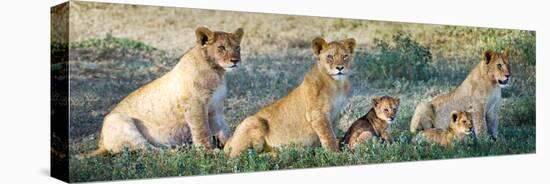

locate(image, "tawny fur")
[[224, 37, 356, 158], [342, 96, 400, 150], [416, 110, 473, 148], [410, 50, 511, 140], [83, 27, 244, 157]]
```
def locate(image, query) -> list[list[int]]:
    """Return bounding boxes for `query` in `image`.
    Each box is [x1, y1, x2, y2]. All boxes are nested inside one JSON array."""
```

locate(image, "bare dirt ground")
[[67, 1, 499, 59]]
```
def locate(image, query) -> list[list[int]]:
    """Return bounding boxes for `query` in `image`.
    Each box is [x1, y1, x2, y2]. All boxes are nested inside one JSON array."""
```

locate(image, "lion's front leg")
[[185, 99, 214, 149], [486, 106, 500, 141], [473, 103, 488, 139], [380, 131, 394, 144], [309, 112, 339, 152], [208, 106, 230, 148]]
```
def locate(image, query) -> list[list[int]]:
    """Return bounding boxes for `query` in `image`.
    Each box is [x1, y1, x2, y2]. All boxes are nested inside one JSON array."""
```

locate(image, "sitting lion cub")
[[410, 50, 511, 140], [224, 37, 356, 158], [84, 26, 244, 157], [342, 96, 400, 150], [415, 110, 473, 148]]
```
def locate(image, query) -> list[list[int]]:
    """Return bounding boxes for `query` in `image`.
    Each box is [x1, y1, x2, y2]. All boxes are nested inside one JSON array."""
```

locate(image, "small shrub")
[[355, 32, 433, 82], [70, 34, 158, 53], [483, 29, 536, 66], [500, 96, 536, 126]]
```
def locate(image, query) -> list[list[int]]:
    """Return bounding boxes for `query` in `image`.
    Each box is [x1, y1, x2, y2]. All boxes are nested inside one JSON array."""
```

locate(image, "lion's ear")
[[312, 37, 328, 57], [196, 26, 214, 46], [372, 96, 381, 107], [343, 38, 356, 53], [451, 111, 459, 123], [233, 28, 244, 43], [484, 50, 496, 64], [394, 97, 400, 105]]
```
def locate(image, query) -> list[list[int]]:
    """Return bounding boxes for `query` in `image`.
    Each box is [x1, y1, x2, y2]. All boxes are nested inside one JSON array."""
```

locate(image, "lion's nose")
[[336, 66, 344, 71], [230, 59, 240, 64]]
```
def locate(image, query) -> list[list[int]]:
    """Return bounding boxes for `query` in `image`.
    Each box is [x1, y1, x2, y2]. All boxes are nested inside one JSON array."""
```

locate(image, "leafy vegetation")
[[69, 126, 534, 182], [70, 34, 159, 53], [355, 32, 433, 81]]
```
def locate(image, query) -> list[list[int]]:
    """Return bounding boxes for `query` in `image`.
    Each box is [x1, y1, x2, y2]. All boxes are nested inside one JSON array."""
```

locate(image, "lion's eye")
[[235, 46, 241, 51], [327, 55, 333, 60], [497, 63, 502, 69], [384, 108, 388, 112], [343, 55, 348, 60], [218, 46, 226, 52]]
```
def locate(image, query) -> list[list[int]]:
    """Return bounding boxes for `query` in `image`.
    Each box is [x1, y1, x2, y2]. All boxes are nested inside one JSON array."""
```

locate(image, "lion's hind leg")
[[410, 102, 435, 133], [347, 131, 373, 150], [99, 113, 155, 154], [224, 116, 268, 158]]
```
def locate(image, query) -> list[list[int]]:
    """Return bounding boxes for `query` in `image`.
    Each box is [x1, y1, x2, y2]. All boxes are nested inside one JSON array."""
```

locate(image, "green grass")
[[62, 26, 535, 182], [69, 126, 535, 182], [69, 35, 159, 53]]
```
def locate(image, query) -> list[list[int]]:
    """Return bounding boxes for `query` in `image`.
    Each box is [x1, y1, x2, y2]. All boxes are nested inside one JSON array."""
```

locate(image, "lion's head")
[[372, 96, 400, 124], [311, 37, 356, 81], [449, 110, 473, 135], [195, 26, 244, 71], [484, 50, 511, 88]]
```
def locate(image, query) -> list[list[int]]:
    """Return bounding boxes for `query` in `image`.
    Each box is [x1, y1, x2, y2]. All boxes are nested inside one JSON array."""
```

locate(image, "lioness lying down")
[[83, 26, 244, 157], [410, 50, 510, 140], [224, 37, 356, 158]]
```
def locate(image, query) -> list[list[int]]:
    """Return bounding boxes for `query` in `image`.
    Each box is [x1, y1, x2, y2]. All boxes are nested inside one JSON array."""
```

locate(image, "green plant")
[[69, 125, 535, 182], [483, 29, 536, 65], [70, 34, 158, 53], [355, 32, 433, 82]]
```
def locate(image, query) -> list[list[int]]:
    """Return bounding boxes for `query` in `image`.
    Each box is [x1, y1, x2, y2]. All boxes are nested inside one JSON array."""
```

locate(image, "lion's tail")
[[410, 102, 434, 133], [77, 135, 108, 159], [81, 147, 108, 158]]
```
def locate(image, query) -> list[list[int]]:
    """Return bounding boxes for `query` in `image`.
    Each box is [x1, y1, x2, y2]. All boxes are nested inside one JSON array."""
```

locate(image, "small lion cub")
[[416, 110, 473, 148], [342, 96, 400, 150]]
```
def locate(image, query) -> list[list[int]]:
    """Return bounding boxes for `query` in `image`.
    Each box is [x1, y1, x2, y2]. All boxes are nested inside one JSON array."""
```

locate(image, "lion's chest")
[[330, 93, 348, 123], [485, 87, 501, 113], [208, 82, 227, 108]]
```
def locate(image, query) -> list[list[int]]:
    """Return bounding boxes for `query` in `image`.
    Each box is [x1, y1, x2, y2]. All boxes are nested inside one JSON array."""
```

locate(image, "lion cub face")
[[372, 96, 400, 124], [449, 110, 473, 135], [484, 50, 511, 88], [196, 26, 244, 71], [312, 37, 356, 81]]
